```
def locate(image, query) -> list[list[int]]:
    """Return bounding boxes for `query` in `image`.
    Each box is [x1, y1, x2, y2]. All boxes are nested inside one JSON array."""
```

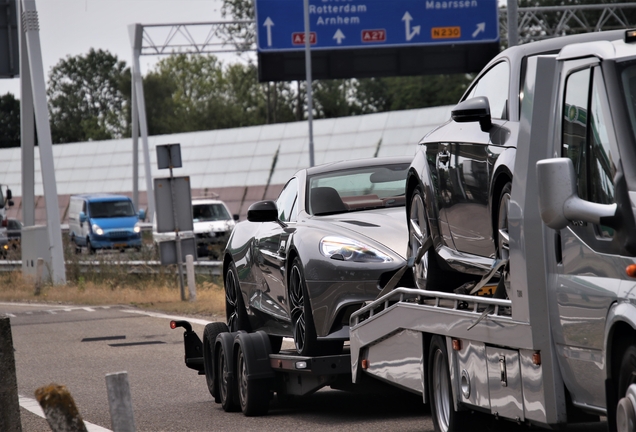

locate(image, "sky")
[[0, 0, 245, 98]]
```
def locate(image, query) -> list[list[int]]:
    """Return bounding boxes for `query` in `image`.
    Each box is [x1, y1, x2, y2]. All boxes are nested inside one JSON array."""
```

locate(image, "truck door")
[[551, 59, 623, 410]]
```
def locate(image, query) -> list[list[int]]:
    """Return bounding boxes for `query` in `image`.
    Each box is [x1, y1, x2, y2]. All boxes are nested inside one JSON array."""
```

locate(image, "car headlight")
[[134, 222, 141, 233], [92, 224, 104, 236], [320, 236, 392, 263]]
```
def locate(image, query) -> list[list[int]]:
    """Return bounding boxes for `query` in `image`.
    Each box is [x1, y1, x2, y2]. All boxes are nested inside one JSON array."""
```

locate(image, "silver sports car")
[[222, 156, 412, 356]]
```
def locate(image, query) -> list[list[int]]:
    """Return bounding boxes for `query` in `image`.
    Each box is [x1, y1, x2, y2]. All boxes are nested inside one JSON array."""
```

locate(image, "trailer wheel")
[[429, 336, 469, 432], [236, 344, 270, 416], [203, 322, 229, 403], [217, 342, 239, 412]]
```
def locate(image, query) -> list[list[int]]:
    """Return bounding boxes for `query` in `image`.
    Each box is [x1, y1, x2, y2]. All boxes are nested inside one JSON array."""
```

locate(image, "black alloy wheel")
[[288, 257, 320, 356], [225, 262, 249, 332]]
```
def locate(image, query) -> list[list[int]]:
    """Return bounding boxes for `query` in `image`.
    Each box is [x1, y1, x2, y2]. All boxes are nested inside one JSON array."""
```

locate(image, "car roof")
[[72, 194, 131, 202], [305, 156, 413, 176], [192, 199, 227, 205]]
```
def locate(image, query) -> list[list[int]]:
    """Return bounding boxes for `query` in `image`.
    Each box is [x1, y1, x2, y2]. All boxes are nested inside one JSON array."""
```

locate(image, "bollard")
[[34, 257, 44, 296], [34, 384, 87, 432], [0, 317, 22, 432], [105, 371, 136, 432], [186, 254, 196, 302]]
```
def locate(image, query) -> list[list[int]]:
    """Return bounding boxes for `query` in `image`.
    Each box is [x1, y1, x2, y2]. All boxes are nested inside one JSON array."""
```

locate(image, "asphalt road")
[[2, 302, 433, 432]]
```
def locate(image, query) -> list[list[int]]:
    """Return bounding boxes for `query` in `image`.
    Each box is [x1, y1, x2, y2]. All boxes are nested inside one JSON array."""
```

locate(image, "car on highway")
[[223, 156, 412, 356], [6, 218, 21, 249], [405, 29, 627, 299], [153, 197, 237, 259]]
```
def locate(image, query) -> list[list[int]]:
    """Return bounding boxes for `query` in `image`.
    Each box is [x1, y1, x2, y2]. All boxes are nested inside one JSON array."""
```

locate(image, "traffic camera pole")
[[303, 0, 315, 167], [168, 162, 186, 301]]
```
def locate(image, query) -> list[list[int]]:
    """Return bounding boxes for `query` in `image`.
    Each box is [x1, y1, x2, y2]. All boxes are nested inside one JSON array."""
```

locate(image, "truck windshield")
[[89, 200, 136, 218], [193, 204, 231, 222]]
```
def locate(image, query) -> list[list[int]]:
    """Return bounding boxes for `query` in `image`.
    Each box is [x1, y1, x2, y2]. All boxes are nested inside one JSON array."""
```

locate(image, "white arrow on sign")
[[472, 22, 485, 38], [263, 17, 274, 47], [333, 29, 345, 44], [402, 12, 420, 41]]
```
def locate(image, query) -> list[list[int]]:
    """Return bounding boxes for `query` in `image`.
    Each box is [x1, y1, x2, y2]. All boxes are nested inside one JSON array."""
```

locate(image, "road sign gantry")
[[255, 0, 499, 52]]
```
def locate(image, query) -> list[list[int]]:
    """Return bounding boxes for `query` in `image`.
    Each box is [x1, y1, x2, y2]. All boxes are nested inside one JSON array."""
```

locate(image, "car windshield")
[[88, 200, 136, 218], [193, 203, 231, 222], [307, 163, 409, 216]]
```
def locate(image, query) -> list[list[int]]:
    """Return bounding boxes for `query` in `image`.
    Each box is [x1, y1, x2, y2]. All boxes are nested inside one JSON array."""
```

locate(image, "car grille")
[[108, 230, 131, 239]]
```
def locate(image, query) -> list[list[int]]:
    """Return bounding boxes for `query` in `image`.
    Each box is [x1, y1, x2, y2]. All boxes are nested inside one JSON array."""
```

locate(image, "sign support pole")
[[303, 0, 315, 167]]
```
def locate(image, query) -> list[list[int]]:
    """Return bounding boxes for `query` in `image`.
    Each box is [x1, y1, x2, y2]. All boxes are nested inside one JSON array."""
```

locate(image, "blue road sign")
[[255, 0, 499, 52]]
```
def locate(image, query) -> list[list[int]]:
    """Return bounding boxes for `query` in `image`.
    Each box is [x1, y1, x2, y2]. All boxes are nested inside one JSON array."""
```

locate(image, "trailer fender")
[[234, 331, 275, 381]]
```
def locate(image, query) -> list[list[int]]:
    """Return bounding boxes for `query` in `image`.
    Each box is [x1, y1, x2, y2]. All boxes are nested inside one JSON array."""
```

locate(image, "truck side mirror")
[[139, 209, 146, 221], [6, 189, 12, 200], [537, 158, 617, 230], [451, 96, 492, 132], [233, 214, 239, 221], [79, 211, 87, 225]]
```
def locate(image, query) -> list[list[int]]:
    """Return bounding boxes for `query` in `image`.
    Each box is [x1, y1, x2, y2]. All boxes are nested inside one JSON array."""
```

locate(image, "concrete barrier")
[[105, 371, 136, 432]]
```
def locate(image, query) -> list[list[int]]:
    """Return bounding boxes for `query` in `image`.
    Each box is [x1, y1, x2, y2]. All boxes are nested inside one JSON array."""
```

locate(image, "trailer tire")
[[216, 333, 240, 412], [203, 322, 229, 403], [429, 336, 469, 432], [236, 344, 271, 416]]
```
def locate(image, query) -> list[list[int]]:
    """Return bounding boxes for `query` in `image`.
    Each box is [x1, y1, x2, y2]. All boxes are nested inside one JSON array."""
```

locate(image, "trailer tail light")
[[627, 264, 636, 278], [1, 218, 6, 227], [361, 359, 369, 370], [452, 339, 462, 351], [532, 352, 541, 366], [170, 321, 177, 329], [295, 361, 307, 370]]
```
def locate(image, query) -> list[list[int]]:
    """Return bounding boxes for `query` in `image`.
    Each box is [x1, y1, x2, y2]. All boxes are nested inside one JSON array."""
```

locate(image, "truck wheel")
[[217, 341, 239, 412], [225, 262, 250, 332], [289, 257, 320, 356], [429, 336, 469, 432], [86, 238, 95, 255], [495, 182, 512, 299], [236, 344, 270, 416], [203, 322, 229, 403], [617, 346, 636, 429]]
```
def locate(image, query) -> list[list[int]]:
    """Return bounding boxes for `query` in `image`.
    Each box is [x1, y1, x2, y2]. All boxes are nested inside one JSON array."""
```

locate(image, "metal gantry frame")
[[503, 2, 636, 47], [128, 21, 254, 222]]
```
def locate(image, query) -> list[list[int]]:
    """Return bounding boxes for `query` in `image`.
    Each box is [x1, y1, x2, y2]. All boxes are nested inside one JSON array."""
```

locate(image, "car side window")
[[562, 66, 617, 240], [276, 178, 298, 223], [464, 61, 510, 120]]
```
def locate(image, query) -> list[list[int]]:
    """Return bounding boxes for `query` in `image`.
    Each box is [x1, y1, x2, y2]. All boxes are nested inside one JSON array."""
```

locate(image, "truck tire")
[[236, 343, 271, 416], [203, 322, 229, 403], [429, 336, 469, 432], [217, 334, 240, 412]]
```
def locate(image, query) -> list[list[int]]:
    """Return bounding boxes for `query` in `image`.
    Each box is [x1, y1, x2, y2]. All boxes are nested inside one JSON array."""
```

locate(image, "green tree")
[[47, 49, 128, 143], [0, 93, 20, 148]]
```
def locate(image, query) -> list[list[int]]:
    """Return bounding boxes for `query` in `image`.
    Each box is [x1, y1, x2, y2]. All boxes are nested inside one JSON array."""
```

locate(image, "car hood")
[[89, 216, 138, 230], [193, 220, 234, 234], [310, 207, 408, 259]]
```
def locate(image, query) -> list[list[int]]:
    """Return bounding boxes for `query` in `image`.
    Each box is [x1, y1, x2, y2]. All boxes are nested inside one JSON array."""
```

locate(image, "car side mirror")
[[537, 158, 617, 230], [79, 211, 87, 224], [139, 209, 146, 221], [451, 96, 492, 132], [6, 189, 12, 200], [233, 214, 239, 221], [247, 201, 278, 223]]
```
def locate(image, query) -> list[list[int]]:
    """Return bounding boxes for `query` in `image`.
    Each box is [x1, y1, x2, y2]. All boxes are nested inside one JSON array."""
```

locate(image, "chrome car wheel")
[[496, 183, 512, 299], [225, 262, 248, 331], [289, 258, 319, 356], [408, 187, 429, 290]]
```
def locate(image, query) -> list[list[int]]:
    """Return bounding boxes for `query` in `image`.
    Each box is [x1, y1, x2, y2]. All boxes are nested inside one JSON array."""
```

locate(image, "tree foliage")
[[47, 48, 128, 143], [0, 93, 20, 148]]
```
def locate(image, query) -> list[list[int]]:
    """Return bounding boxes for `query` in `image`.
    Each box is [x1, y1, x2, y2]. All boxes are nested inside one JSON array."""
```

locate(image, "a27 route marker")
[[362, 29, 386, 43], [292, 31, 317, 45]]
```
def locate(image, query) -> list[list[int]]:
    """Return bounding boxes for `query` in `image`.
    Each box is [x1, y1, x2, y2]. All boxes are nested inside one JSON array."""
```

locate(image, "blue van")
[[68, 194, 146, 253]]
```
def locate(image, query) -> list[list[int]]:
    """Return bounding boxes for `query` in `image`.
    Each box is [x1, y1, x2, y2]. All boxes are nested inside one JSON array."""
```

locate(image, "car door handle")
[[438, 150, 450, 164]]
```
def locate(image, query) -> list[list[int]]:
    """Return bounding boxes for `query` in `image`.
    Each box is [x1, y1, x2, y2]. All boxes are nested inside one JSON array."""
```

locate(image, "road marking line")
[[4, 313, 16, 317], [46, 310, 57, 315], [82, 307, 96, 312], [19, 395, 112, 432]]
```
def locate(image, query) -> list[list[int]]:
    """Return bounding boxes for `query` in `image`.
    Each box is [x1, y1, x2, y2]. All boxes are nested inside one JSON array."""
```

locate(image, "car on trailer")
[[222, 156, 412, 356]]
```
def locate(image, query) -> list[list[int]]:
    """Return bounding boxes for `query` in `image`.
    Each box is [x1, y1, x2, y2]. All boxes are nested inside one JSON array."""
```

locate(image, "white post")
[[20, 0, 66, 284], [186, 254, 196, 302], [34, 256, 44, 295], [19, 0, 35, 227], [105, 371, 136, 432], [507, 0, 519, 47]]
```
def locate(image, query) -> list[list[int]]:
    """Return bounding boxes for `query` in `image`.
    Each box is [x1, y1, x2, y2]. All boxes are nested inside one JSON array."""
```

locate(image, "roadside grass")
[[0, 240, 227, 318]]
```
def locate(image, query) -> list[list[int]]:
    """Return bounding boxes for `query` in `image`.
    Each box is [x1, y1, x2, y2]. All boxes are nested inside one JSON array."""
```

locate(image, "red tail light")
[[1, 219, 6, 227]]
